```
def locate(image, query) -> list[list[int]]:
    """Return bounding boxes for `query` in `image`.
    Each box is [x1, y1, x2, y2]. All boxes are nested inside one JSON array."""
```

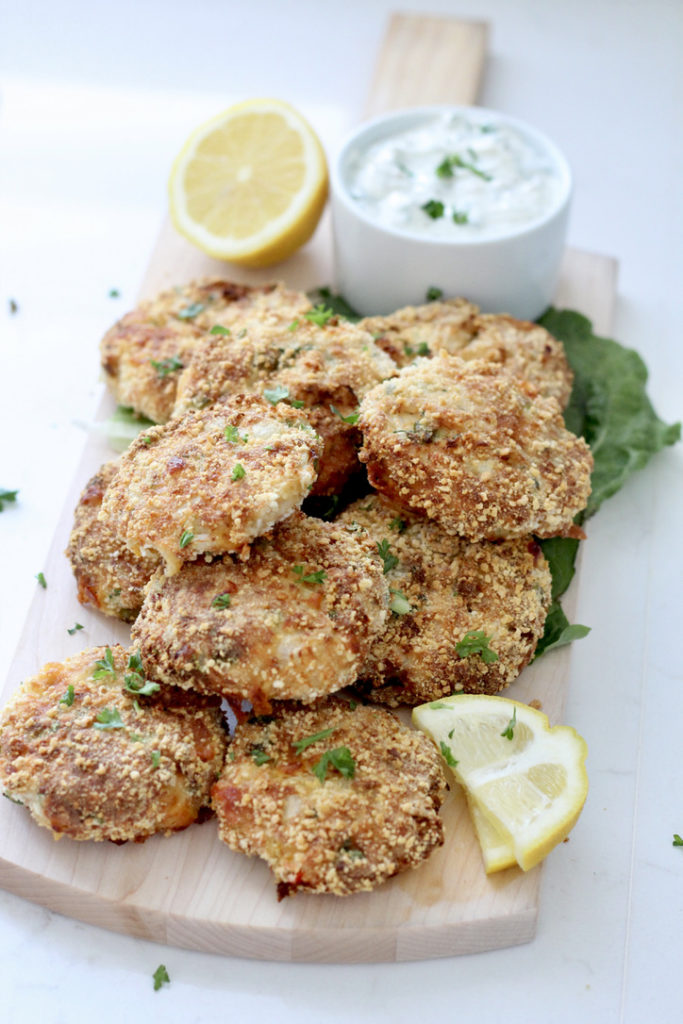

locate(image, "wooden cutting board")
[[0, 13, 618, 962]]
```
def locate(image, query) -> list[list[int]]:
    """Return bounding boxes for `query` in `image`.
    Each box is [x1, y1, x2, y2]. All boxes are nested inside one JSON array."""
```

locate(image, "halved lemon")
[[168, 98, 329, 267], [412, 694, 588, 872]]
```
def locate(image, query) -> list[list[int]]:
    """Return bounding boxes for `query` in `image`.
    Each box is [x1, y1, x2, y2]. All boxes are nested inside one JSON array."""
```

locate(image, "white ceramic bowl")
[[330, 105, 572, 319]]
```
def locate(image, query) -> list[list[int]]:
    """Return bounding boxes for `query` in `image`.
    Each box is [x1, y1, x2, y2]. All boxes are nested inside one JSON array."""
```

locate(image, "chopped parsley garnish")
[[0, 488, 19, 510], [673, 834, 683, 847], [304, 304, 335, 326], [151, 750, 161, 768], [376, 538, 398, 574], [150, 355, 183, 376], [67, 623, 84, 636], [435, 153, 492, 181], [250, 744, 272, 765], [35, 572, 47, 589], [59, 685, 75, 707], [339, 841, 365, 860], [439, 741, 458, 768], [93, 707, 125, 730], [263, 384, 304, 408], [93, 647, 116, 678], [455, 630, 499, 664], [209, 324, 231, 335], [212, 593, 232, 609], [452, 210, 469, 224], [416, 342, 431, 356], [292, 565, 326, 584], [288, 319, 300, 331], [389, 588, 412, 615], [292, 728, 336, 754], [426, 287, 443, 301], [152, 964, 170, 991], [389, 516, 407, 534], [329, 405, 359, 425], [421, 199, 445, 220], [108, 288, 120, 298], [179, 528, 194, 548], [501, 707, 517, 740], [312, 746, 356, 783], [177, 302, 204, 320], [231, 463, 246, 481], [224, 424, 248, 443]]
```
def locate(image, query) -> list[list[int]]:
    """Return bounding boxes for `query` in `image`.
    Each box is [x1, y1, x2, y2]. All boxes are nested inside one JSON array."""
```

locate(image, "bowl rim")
[[330, 103, 572, 248]]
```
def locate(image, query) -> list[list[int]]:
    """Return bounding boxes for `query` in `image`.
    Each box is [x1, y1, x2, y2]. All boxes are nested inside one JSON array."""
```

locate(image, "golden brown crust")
[[338, 494, 552, 706], [65, 461, 160, 622], [100, 279, 312, 423], [0, 646, 227, 842], [131, 512, 389, 709], [99, 394, 323, 573], [360, 301, 572, 407], [358, 353, 592, 541], [212, 697, 446, 897], [172, 316, 396, 496]]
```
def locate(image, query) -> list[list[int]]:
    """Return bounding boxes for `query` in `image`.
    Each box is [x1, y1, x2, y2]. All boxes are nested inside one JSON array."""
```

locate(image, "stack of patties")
[[0, 281, 593, 900]]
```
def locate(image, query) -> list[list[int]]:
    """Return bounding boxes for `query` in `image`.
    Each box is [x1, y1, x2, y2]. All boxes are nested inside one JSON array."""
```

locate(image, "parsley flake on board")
[[59, 685, 75, 707], [304, 304, 335, 326], [231, 463, 246, 481], [152, 964, 170, 991], [8, 298, 19, 314], [426, 287, 443, 301], [212, 593, 232, 609], [455, 630, 499, 664], [312, 746, 356, 783], [0, 488, 18, 511], [421, 199, 445, 220], [292, 728, 336, 754], [67, 623, 83, 636], [439, 741, 458, 768], [93, 708, 125, 730], [179, 529, 194, 549], [150, 355, 183, 376], [92, 647, 116, 679], [673, 834, 683, 847], [108, 288, 120, 298], [177, 302, 204, 320], [376, 538, 399, 574], [35, 572, 47, 589], [292, 565, 326, 584], [501, 707, 517, 740]]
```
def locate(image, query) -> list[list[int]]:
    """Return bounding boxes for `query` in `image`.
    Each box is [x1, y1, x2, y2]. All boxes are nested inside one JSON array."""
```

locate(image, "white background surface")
[[1, 1, 681, 1021]]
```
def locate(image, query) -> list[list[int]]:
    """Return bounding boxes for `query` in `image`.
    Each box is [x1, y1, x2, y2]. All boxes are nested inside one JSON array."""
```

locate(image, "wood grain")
[[0, 13, 617, 962]]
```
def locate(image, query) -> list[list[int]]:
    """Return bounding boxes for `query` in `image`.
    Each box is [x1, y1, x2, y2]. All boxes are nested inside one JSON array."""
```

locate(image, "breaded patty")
[[132, 512, 389, 710], [0, 645, 227, 842], [360, 298, 479, 368], [212, 697, 446, 897], [338, 495, 552, 706], [100, 279, 311, 423], [65, 461, 161, 622], [361, 301, 572, 406], [173, 316, 396, 495], [100, 394, 323, 573], [358, 354, 593, 541]]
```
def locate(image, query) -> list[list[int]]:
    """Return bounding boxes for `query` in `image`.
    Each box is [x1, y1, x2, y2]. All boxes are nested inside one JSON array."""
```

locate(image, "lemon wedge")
[[412, 695, 588, 872], [168, 98, 329, 267]]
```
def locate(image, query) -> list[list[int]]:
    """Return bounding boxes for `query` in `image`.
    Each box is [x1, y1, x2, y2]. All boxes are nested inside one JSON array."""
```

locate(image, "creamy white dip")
[[344, 111, 566, 241]]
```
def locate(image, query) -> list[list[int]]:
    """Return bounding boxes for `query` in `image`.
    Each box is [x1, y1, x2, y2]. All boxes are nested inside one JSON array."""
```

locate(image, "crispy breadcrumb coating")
[[338, 494, 552, 705], [173, 315, 396, 495], [361, 301, 572, 406], [358, 353, 592, 541], [65, 461, 160, 621], [99, 394, 323, 573], [212, 697, 446, 897], [132, 512, 389, 710], [100, 279, 312, 423], [0, 645, 227, 842]]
